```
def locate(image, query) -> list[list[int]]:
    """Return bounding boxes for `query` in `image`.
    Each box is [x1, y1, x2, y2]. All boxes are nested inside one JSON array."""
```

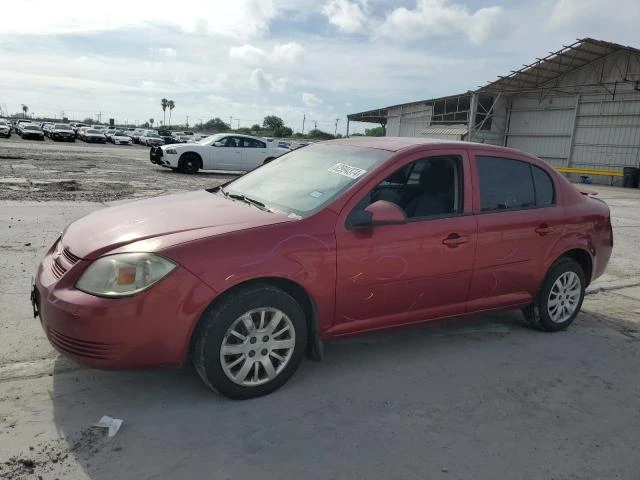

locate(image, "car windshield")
[[0, 120, 7, 125], [222, 144, 392, 217], [24, 126, 40, 130], [197, 134, 226, 145], [54, 124, 72, 130], [147, 134, 160, 138], [114, 130, 125, 135], [87, 129, 101, 134]]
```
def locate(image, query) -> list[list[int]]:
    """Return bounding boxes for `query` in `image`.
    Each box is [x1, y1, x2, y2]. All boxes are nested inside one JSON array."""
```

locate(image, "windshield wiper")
[[223, 190, 271, 212]]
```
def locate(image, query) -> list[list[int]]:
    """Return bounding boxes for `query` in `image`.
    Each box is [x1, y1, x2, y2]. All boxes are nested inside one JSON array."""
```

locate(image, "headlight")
[[165, 148, 178, 154], [76, 253, 177, 297]]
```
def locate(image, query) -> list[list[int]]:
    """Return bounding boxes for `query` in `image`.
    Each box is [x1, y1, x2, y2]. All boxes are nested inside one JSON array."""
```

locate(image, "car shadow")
[[46, 309, 640, 479]]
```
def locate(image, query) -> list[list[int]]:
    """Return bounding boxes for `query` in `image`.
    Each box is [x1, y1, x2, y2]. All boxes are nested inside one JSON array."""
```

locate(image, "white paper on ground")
[[93, 415, 123, 437]]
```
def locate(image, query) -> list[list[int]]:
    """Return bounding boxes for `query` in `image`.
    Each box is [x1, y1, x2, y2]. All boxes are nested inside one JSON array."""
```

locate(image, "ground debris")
[[0, 427, 108, 479]]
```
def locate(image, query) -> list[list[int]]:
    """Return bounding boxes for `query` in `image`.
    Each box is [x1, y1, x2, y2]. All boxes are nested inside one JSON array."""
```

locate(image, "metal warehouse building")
[[347, 38, 640, 175]]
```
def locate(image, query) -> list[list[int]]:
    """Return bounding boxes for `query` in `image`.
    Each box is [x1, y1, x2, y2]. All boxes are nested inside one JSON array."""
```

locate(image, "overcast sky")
[[1, 0, 638, 133]]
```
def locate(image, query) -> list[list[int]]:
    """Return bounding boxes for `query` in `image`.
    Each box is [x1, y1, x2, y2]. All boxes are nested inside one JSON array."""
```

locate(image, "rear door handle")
[[442, 233, 470, 248], [535, 224, 554, 236]]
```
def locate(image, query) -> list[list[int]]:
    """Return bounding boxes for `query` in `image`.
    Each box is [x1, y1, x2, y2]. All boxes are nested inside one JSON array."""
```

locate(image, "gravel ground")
[[0, 136, 234, 202]]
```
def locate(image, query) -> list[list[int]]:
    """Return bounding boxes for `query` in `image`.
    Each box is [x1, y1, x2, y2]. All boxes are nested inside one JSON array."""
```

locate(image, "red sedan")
[[31, 138, 613, 399]]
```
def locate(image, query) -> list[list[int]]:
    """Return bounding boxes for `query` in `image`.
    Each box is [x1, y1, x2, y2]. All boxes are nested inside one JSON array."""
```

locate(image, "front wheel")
[[179, 153, 200, 174], [523, 258, 586, 331], [192, 284, 308, 399]]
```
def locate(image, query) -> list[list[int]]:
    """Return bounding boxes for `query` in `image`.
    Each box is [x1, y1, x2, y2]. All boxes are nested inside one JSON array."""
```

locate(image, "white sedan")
[[150, 133, 290, 174], [111, 130, 133, 145]]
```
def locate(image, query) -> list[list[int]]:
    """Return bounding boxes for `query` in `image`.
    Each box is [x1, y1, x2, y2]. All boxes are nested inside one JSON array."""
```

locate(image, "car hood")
[[61, 190, 292, 259], [162, 142, 200, 150]]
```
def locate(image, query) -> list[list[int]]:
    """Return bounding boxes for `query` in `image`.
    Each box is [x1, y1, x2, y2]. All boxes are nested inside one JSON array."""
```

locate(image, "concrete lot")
[[1, 139, 640, 479]]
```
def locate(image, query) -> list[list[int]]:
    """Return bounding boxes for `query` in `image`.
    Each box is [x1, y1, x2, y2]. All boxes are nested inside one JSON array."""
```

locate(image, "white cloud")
[[0, 0, 277, 39], [156, 48, 177, 58], [249, 69, 287, 93], [230, 42, 305, 65], [230, 45, 267, 64], [550, 0, 640, 30], [378, 0, 505, 44], [322, 0, 368, 33], [273, 42, 305, 63], [302, 93, 322, 107]]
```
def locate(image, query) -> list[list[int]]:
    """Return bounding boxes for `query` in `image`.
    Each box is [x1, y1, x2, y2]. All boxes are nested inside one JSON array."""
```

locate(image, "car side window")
[[242, 138, 266, 148], [477, 156, 536, 212], [352, 155, 463, 221], [532, 165, 555, 207]]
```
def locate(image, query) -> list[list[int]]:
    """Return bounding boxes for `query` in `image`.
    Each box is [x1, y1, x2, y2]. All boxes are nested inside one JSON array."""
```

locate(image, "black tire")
[[192, 284, 308, 399], [522, 257, 586, 332], [263, 157, 275, 164], [179, 153, 201, 174]]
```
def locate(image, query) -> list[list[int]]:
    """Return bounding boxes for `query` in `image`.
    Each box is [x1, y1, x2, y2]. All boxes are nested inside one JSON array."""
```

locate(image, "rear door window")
[[476, 156, 536, 211], [532, 165, 555, 207]]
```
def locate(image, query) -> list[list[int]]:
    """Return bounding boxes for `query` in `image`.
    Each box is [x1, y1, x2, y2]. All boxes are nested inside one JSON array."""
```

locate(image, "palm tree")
[[22, 104, 28, 119], [160, 98, 168, 126], [167, 100, 175, 127], [149, 118, 154, 128]]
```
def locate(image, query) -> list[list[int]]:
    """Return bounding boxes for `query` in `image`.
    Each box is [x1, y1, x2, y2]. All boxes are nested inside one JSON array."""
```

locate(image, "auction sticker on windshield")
[[328, 163, 367, 179]]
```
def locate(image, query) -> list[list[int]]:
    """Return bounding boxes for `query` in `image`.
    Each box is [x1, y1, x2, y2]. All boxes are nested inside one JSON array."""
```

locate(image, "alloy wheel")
[[547, 271, 581, 323], [219, 308, 295, 386]]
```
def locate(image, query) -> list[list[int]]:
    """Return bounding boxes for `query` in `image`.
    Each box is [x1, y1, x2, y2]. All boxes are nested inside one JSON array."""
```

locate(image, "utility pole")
[[302, 114, 306, 134], [96, 112, 102, 123], [236, 119, 240, 129], [198, 119, 203, 128], [334, 118, 340, 136], [186, 115, 189, 129], [313, 120, 317, 130]]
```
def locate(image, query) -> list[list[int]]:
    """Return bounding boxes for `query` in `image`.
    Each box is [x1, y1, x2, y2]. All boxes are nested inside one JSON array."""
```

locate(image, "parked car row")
[[0, 119, 12, 138]]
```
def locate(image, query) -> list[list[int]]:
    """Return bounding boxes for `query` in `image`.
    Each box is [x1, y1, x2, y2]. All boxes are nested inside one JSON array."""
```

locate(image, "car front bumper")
[[53, 133, 75, 140], [85, 137, 106, 143], [32, 240, 215, 369], [22, 133, 44, 139]]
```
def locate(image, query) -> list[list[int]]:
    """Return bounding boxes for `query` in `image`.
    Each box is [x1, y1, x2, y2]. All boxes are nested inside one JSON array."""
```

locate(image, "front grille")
[[48, 327, 117, 360], [50, 245, 80, 279], [62, 248, 80, 265], [51, 258, 67, 279]]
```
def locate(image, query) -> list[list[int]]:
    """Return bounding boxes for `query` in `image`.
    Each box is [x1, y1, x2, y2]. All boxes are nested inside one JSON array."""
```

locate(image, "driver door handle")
[[535, 224, 554, 236], [442, 233, 469, 248]]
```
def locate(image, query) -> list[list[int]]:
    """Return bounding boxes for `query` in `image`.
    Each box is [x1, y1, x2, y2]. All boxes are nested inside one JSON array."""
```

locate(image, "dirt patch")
[[0, 139, 229, 201], [0, 427, 109, 479]]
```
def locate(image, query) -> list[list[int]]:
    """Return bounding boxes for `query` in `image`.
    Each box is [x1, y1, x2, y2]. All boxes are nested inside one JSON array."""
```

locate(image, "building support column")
[[468, 93, 479, 142], [566, 93, 581, 167]]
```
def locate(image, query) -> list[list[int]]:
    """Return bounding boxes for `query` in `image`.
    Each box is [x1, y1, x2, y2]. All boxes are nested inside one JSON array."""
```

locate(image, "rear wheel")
[[179, 153, 200, 174], [263, 157, 275, 165], [192, 284, 307, 399], [523, 258, 586, 331]]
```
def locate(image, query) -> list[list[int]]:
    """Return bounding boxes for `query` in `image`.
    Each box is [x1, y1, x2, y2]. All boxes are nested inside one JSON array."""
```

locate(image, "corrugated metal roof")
[[478, 37, 640, 94], [346, 92, 469, 123], [420, 125, 468, 136]]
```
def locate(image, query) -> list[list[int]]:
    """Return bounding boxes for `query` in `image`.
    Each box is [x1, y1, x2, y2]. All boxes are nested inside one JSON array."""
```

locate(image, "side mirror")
[[213, 141, 224, 147], [348, 200, 407, 229]]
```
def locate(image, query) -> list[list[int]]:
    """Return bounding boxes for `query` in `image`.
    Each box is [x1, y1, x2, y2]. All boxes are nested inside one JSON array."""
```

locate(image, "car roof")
[[326, 136, 541, 159]]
